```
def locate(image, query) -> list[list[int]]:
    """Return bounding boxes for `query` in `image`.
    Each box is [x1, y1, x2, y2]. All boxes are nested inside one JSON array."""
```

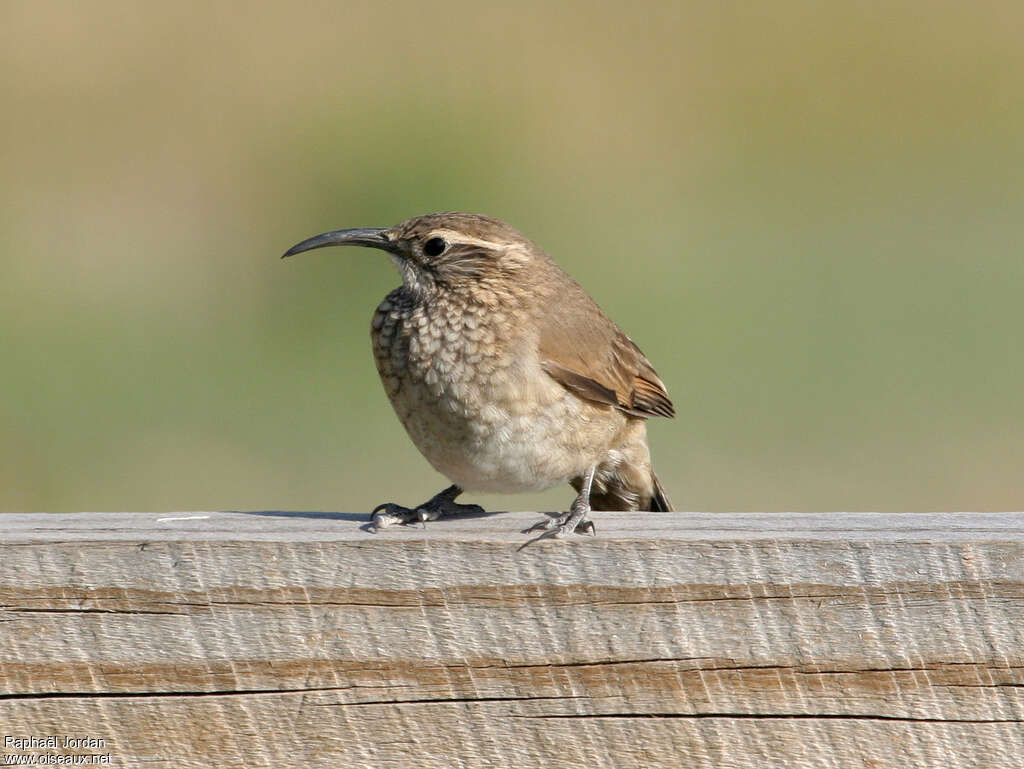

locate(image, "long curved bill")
[[281, 227, 394, 259]]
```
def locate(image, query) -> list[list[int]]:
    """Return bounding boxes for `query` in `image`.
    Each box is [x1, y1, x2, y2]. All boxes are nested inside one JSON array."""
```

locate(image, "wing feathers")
[[540, 360, 620, 407], [540, 326, 674, 420], [632, 373, 675, 418], [534, 267, 674, 420]]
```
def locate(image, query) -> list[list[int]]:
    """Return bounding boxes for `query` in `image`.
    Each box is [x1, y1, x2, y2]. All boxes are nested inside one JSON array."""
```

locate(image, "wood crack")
[[2, 607, 185, 616], [519, 713, 1024, 724], [0, 686, 359, 701]]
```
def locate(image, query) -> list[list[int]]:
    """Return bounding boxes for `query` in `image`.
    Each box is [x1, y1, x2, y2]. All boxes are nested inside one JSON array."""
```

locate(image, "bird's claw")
[[369, 503, 420, 531], [368, 492, 485, 533], [520, 507, 596, 546]]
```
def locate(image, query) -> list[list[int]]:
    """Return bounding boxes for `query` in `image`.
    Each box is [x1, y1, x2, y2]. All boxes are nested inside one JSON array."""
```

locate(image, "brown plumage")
[[282, 212, 674, 537]]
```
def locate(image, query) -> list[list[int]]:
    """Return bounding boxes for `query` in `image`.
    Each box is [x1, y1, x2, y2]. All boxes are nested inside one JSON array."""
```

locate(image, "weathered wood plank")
[[1, 512, 1022, 768]]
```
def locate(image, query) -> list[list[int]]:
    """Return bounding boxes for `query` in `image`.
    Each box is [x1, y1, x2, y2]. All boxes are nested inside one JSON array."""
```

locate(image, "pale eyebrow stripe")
[[428, 229, 514, 251]]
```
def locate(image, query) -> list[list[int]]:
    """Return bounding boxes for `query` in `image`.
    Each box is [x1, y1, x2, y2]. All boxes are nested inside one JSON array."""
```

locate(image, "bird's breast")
[[371, 292, 528, 432]]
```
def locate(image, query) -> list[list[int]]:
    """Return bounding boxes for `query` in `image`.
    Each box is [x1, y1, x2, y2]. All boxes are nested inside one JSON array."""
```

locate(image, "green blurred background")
[[2, 1, 1022, 514]]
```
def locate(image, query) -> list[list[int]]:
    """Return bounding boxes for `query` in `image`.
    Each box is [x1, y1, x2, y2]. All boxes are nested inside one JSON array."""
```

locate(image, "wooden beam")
[[2, 512, 1022, 768]]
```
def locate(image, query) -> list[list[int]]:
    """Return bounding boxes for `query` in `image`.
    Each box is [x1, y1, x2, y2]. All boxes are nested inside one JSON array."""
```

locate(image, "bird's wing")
[[537, 281, 674, 419]]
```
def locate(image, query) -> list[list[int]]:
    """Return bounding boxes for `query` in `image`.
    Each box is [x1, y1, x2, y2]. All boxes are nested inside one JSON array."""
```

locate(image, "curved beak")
[[281, 227, 395, 259]]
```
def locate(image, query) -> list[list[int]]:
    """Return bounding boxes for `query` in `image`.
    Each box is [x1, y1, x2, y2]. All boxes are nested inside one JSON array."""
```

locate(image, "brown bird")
[[282, 213, 673, 538]]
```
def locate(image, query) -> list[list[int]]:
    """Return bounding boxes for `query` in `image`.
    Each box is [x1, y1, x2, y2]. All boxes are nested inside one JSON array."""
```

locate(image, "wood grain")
[[1, 511, 1022, 768]]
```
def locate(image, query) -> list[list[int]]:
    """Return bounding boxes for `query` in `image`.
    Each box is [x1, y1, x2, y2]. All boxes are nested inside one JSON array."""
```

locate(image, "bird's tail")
[[581, 465, 674, 512], [649, 470, 673, 512]]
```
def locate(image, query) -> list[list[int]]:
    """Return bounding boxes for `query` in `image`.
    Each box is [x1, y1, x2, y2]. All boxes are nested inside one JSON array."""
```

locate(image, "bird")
[[282, 212, 674, 539]]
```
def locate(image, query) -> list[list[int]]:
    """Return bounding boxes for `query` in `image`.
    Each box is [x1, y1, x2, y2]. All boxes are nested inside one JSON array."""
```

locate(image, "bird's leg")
[[369, 485, 484, 532], [522, 466, 597, 540]]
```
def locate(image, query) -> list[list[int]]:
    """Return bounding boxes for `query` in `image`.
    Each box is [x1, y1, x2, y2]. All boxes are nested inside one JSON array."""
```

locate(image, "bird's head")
[[282, 212, 538, 297]]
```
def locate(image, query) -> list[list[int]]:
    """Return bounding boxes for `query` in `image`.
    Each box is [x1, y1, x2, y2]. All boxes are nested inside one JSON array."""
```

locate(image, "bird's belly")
[[385, 368, 621, 494]]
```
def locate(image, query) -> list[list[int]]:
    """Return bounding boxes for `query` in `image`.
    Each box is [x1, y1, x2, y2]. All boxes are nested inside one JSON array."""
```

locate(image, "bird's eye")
[[423, 237, 447, 257]]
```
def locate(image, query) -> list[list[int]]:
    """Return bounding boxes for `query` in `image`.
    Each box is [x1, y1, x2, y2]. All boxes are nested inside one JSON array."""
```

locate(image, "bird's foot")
[[521, 499, 595, 542], [369, 485, 483, 532]]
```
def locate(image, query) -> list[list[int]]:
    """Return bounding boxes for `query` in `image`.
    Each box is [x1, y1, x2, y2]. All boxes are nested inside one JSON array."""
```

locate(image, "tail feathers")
[[649, 470, 673, 512], [577, 469, 674, 512]]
